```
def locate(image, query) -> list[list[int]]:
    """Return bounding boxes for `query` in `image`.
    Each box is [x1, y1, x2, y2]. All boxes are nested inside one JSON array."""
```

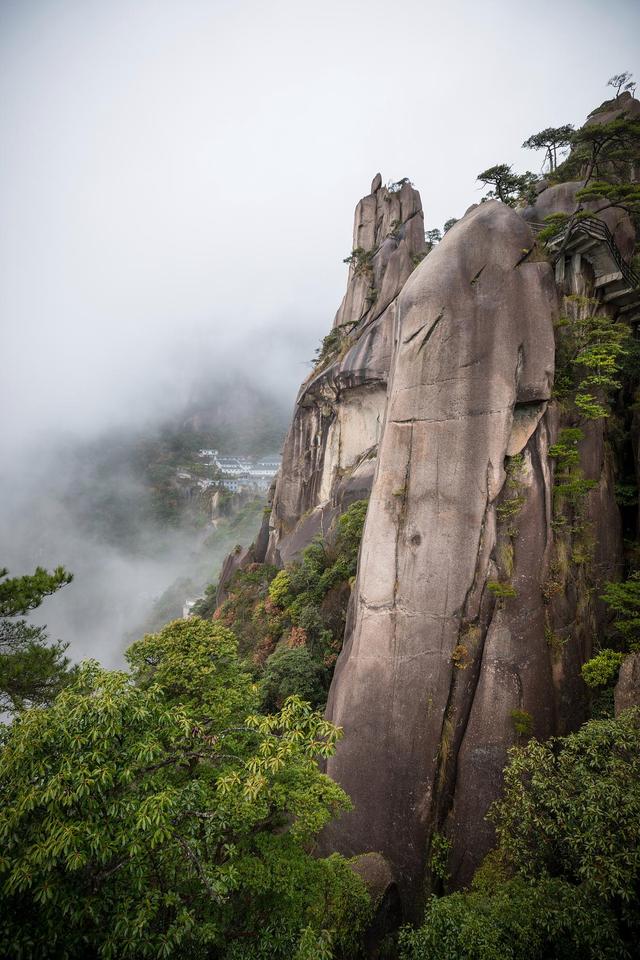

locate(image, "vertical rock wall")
[[262, 177, 425, 567], [217, 145, 631, 911], [323, 198, 624, 907]]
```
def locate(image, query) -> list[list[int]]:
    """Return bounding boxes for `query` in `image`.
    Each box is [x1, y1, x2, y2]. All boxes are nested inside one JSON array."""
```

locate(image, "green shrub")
[[581, 648, 624, 688], [260, 646, 328, 712], [510, 709, 533, 737], [335, 499, 368, 573], [269, 569, 295, 608], [401, 710, 640, 959], [429, 833, 452, 882], [492, 709, 640, 906], [399, 878, 620, 960], [602, 572, 640, 650], [342, 247, 375, 275], [487, 581, 517, 600]]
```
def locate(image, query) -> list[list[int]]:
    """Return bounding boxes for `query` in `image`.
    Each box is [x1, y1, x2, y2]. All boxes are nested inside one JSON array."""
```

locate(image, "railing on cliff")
[[527, 214, 640, 323], [527, 215, 640, 289]]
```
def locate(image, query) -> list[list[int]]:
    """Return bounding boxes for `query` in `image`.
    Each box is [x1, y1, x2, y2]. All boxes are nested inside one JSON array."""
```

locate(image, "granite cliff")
[[217, 95, 640, 917]]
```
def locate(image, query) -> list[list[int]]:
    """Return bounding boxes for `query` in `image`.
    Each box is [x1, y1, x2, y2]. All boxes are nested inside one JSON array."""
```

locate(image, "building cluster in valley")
[[176, 449, 280, 494]]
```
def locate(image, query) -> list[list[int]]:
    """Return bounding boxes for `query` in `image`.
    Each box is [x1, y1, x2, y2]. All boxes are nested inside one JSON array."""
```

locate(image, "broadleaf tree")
[[0, 618, 370, 959]]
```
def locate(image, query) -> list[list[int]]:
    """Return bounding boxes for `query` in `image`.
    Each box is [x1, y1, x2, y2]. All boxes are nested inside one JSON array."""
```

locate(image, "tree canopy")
[[399, 710, 640, 960], [476, 164, 538, 206], [522, 125, 574, 172], [0, 565, 74, 714], [0, 619, 370, 959]]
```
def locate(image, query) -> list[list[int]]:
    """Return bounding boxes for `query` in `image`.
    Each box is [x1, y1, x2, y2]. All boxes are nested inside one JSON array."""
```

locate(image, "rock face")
[[323, 201, 561, 900], [321, 195, 624, 907], [220, 103, 635, 913], [261, 177, 425, 566], [615, 652, 640, 715]]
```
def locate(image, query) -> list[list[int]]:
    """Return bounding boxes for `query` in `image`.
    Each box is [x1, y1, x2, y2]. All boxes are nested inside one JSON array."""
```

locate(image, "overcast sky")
[[1, 0, 639, 457]]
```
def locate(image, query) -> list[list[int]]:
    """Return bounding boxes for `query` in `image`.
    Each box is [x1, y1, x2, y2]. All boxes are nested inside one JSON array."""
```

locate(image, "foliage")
[[0, 619, 371, 959], [264, 500, 368, 673], [581, 648, 624, 688], [443, 218, 458, 233], [0, 566, 74, 715], [557, 117, 640, 193], [0, 565, 73, 618], [607, 71, 636, 99], [522, 125, 574, 172], [536, 211, 570, 246], [398, 877, 620, 960], [602, 573, 640, 651], [269, 569, 295, 608], [334, 497, 368, 567], [0, 620, 72, 717], [126, 617, 256, 722], [487, 581, 517, 601], [313, 321, 357, 370], [476, 164, 539, 206], [510, 709, 533, 737], [553, 298, 630, 419], [213, 563, 279, 660], [492, 710, 640, 910], [571, 313, 631, 418], [496, 454, 525, 526], [548, 427, 596, 513], [429, 833, 452, 883], [260, 646, 327, 713], [212, 500, 368, 706], [401, 710, 640, 959], [342, 247, 375, 276], [577, 179, 640, 217]]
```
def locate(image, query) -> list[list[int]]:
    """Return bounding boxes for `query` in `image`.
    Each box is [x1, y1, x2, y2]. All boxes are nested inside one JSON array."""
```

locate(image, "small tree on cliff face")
[[608, 71, 636, 100], [522, 125, 574, 172], [477, 164, 538, 206]]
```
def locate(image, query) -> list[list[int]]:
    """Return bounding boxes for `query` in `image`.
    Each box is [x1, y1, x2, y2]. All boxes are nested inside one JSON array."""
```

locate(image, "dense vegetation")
[[202, 499, 368, 707], [0, 618, 371, 959], [0, 502, 372, 958], [399, 709, 640, 960]]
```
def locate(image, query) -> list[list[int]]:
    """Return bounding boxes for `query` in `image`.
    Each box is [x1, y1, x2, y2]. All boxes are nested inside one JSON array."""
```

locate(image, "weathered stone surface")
[[216, 544, 253, 605], [264, 180, 425, 564], [615, 652, 640, 716], [323, 200, 558, 906], [585, 90, 640, 126], [216, 154, 626, 918], [350, 852, 395, 906], [350, 853, 401, 959], [371, 172, 382, 194]]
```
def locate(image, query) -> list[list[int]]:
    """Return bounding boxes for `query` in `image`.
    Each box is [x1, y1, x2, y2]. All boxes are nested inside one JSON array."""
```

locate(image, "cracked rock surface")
[[262, 177, 426, 566], [323, 200, 559, 903]]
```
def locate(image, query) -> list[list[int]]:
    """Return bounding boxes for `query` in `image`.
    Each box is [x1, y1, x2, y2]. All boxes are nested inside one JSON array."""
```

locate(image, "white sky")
[[1, 0, 639, 455]]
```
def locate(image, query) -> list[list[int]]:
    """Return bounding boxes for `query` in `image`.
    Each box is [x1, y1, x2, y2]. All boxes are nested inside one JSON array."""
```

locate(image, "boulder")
[[615, 652, 640, 716]]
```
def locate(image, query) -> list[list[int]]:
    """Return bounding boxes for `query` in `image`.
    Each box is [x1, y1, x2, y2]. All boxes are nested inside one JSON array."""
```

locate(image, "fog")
[[1, 0, 638, 664]]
